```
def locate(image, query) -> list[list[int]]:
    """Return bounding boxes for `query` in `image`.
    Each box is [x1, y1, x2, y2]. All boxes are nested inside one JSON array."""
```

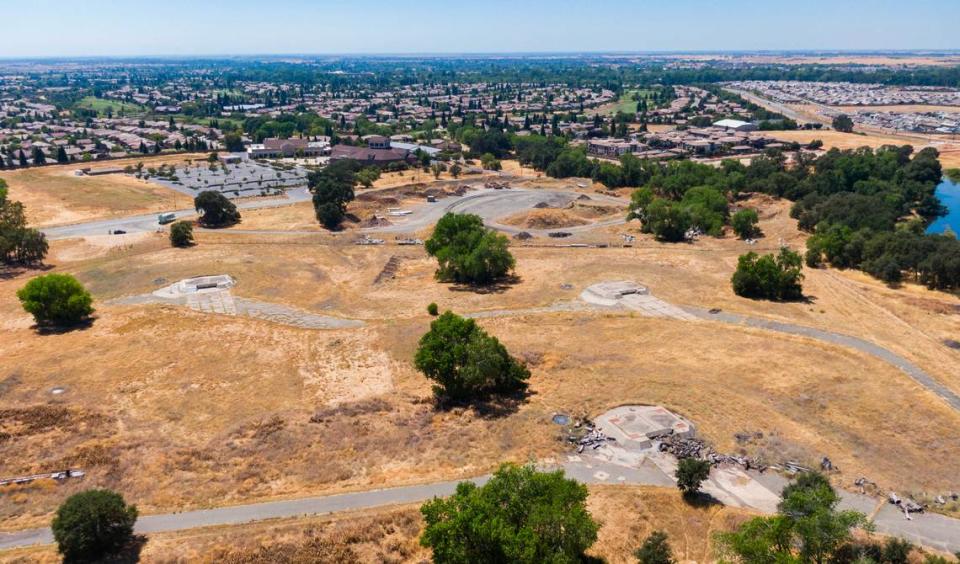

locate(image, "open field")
[[0, 158, 196, 226], [836, 104, 960, 114], [72, 96, 145, 117], [1, 185, 959, 533], [765, 129, 960, 168]]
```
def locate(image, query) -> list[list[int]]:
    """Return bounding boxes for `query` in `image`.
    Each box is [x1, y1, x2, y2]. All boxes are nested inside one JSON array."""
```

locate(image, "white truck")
[[158, 213, 176, 225]]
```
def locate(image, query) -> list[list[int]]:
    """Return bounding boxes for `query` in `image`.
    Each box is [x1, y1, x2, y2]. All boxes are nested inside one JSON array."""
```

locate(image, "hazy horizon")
[[2, 0, 957, 58]]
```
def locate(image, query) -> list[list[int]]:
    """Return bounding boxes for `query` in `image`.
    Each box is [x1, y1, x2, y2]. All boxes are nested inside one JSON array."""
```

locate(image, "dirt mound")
[[502, 209, 589, 229], [564, 201, 622, 219]]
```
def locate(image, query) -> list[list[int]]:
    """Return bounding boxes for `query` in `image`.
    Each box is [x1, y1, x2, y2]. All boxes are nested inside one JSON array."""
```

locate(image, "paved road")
[[3, 459, 958, 553], [40, 186, 626, 240]]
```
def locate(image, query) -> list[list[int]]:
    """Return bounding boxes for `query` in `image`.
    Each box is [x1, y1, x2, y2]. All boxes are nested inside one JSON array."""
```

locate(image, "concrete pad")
[[580, 281, 697, 320], [599, 405, 695, 445]]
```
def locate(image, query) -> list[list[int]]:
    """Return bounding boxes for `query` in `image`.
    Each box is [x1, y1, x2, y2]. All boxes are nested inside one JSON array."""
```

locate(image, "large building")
[[248, 137, 330, 159], [329, 136, 416, 166], [713, 119, 758, 132]]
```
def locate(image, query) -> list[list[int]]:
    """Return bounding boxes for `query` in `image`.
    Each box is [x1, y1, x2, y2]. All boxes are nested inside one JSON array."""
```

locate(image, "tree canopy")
[[194, 191, 240, 227], [52, 489, 138, 562], [425, 213, 515, 285], [0, 179, 48, 265], [732, 248, 805, 301], [420, 463, 598, 564], [415, 311, 529, 403], [309, 160, 358, 229]]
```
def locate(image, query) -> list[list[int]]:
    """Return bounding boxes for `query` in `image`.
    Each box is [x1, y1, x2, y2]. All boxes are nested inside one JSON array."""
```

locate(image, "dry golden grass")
[[836, 104, 960, 114], [586, 486, 756, 563], [0, 158, 192, 227], [765, 130, 960, 168], [0, 188, 958, 532]]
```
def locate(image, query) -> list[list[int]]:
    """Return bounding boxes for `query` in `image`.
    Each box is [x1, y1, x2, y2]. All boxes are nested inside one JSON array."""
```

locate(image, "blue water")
[[927, 178, 960, 235]]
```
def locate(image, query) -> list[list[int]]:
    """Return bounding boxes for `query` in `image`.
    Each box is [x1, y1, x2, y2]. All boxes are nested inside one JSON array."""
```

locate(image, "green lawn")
[[614, 89, 656, 114], [74, 96, 145, 117]]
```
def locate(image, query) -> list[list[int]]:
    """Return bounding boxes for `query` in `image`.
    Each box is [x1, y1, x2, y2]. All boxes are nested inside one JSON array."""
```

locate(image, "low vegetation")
[[169, 220, 194, 247], [194, 190, 241, 227], [52, 489, 138, 562], [634, 531, 675, 564], [425, 213, 515, 285], [420, 464, 598, 563], [414, 311, 529, 404], [732, 248, 805, 301], [17, 273, 94, 327]]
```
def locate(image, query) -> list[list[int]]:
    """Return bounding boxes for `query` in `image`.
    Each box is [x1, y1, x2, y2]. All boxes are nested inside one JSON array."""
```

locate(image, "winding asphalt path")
[[40, 186, 627, 240], [3, 459, 958, 553]]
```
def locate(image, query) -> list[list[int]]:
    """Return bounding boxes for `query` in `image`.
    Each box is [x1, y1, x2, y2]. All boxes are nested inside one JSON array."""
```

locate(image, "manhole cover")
[[552, 413, 571, 425]]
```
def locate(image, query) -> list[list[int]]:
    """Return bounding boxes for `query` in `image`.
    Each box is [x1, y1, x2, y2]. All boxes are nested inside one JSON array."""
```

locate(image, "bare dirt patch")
[[0, 159, 194, 227]]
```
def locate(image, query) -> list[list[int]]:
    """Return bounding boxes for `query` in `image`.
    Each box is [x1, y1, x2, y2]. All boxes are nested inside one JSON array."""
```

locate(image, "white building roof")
[[714, 119, 753, 129]]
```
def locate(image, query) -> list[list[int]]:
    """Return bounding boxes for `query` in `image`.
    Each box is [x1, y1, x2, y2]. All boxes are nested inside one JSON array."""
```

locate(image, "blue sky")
[[2, 0, 958, 57]]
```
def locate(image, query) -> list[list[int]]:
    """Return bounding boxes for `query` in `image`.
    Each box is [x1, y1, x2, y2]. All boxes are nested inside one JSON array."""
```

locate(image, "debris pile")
[[355, 236, 385, 246], [513, 231, 533, 240], [658, 435, 764, 470], [0, 469, 85, 487], [569, 425, 616, 454], [888, 492, 925, 520], [395, 238, 423, 246], [485, 181, 510, 190], [548, 231, 572, 238]]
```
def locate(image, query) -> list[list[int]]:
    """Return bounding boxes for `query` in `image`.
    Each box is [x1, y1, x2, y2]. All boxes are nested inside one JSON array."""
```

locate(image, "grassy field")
[[73, 96, 145, 117], [0, 157, 194, 226], [613, 89, 655, 114], [1, 187, 959, 532]]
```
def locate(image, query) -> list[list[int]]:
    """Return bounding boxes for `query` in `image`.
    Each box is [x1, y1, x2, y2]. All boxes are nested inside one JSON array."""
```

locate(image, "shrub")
[[169, 221, 194, 247], [414, 311, 529, 403], [425, 213, 515, 285], [420, 464, 598, 563], [675, 458, 711, 496], [194, 191, 240, 227], [731, 208, 760, 239], [427, 302, 439, 316], [52, 489, 138, 562], [17, 274, 94, 327], [634, 531, 675, 564], [731, 248, 804, 301]]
